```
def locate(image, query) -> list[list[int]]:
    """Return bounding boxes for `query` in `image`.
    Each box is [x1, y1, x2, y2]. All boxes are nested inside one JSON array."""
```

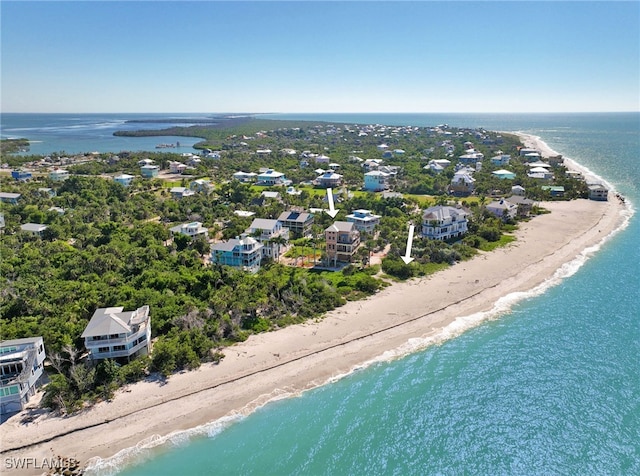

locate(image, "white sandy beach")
[[0, 134, 631, 475]]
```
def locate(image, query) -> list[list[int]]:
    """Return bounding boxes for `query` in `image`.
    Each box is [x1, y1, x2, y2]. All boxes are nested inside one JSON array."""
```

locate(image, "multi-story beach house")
[[81, 306, 152, 362], [490, 154, 511, 166], [49, 168, 70, 182], [363, 170, 390, 191], [232, 171, 257, 183], [170, 222, 209, 240], [325, 221, 361, 265], [506, 195, 536, 217], [0, 337, 46, 415], [345, 209, 382, 234], [422, 205, 469, 241], [140, 164, 160, 178], [168, 161, 188, 174], [211, 235, 264, 273], [486, 199, 518, 221], [246, 218, 290, 261], [114, 173, 135, 187], [278, 210, 314, 238], [315, 171, 343, 188], [588, 183, 609, 201], [11, 170, 32, 181], [450, 171, 476, 196], [256, 169, 290, 186]]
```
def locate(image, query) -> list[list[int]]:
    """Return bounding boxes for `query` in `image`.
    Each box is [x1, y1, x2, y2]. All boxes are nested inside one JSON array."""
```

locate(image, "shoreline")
[[1, 137, 633, 475]]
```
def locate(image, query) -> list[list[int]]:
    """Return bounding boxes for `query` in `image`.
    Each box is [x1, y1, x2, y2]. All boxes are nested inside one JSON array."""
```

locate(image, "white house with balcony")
[[316, 171, 343, 188], [81, 306, 151, 361], [256, 169, 290, 186], [114, 174, 135, 187], [49, 168, 69, 182], [422, 205, 469, 241], [246, 218, 290, 261], [486, 199, 518, 221], [346, 209, 381, 234], [170, 222, 209, 239], [1, 337, 46, 415]]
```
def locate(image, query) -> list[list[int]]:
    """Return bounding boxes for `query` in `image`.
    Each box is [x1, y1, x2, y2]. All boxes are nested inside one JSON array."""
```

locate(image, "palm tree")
[[270, 235, 288, 263]]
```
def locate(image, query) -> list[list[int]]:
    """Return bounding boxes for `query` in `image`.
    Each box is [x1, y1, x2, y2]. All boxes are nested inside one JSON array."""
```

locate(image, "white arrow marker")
[[401, 224, 415, 264], [326, 188, 339, 218]]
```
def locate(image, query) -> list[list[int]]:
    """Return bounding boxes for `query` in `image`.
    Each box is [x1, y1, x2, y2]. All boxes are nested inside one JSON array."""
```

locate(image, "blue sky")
[[1, 1, 638, 113]]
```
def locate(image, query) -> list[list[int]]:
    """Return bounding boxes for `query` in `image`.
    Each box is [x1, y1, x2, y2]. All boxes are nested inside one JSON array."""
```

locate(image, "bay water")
[[2, 113, 638, 475]]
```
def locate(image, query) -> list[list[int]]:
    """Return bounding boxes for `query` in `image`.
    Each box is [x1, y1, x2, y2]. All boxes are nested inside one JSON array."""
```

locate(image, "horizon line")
[[3, 110, 639, 115]]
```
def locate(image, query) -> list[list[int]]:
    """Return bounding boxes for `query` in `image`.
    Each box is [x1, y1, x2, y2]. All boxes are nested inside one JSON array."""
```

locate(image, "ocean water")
[[6, 113, 638, 475]]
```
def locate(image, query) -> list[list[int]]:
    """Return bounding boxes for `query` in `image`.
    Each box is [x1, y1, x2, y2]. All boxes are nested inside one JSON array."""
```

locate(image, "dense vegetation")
[[0, 138, 30, 155], [1, 118, 576, 413]]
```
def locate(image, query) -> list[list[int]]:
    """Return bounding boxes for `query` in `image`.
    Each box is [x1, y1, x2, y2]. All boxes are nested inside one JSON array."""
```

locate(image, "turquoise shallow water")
[[4, 113, 637, 475]]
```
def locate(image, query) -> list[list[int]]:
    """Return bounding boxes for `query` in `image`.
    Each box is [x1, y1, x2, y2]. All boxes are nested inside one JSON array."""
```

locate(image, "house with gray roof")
[[422, 205, 469, 241], [0, 337, 46, 415], [278, 210, 314, 238], [20, 223, 48, 237], [246, 218, 290, 261], [211, 235, 263, 273], [81, 306, 151, 361]]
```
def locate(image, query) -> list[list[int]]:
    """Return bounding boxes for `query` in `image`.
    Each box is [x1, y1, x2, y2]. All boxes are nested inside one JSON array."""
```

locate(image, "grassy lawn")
[[478, 234, 516, 251]]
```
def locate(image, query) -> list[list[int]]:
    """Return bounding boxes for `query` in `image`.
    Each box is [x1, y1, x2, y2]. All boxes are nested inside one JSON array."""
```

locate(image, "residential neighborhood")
[[0, 117, 604, 412]]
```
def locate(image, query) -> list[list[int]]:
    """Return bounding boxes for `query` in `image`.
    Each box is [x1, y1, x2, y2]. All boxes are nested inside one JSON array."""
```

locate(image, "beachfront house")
[[345, 209, 381, 234], [49, 168, 70, 182], [170, 222, 209, 240], [541, 185, 565, 198], [246, 218, 290, 261], [486, 199, 518, 221], [588, 183, 609, 201], [211, 235, 263, 273], [364, 170, 390, 191], [278, 210, 314, 238], [81, 306, 152, 362], [0, 337, 46, 415], [325, 221, 361, 266], [422, 205, 469, 241], [506, 195, 536, 217]]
